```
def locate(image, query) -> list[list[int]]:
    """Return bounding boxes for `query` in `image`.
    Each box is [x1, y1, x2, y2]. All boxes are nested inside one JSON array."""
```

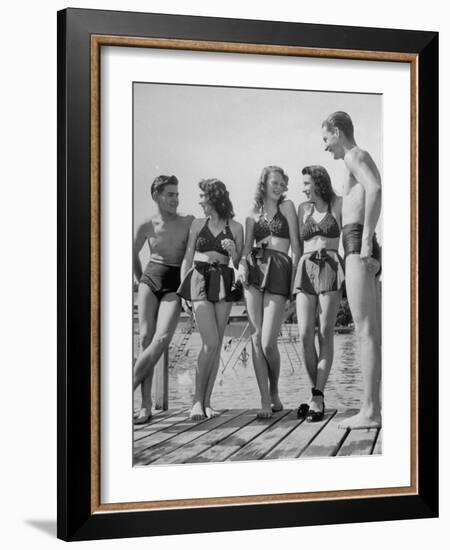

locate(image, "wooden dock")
[[133, 408, 381, 465]]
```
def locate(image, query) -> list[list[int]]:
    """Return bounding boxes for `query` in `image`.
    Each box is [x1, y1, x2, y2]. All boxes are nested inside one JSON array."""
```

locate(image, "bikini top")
[[253, 204, 290, 242], [300, 204, 340, 241], [195, 218, 235, 256]]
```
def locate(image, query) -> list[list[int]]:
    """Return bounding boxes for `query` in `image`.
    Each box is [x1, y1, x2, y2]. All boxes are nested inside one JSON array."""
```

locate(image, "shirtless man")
[[133, 175, 194, 423], [322, 111, 382, 429]]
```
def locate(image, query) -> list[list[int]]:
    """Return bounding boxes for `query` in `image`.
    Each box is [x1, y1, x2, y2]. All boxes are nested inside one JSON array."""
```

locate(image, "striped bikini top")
[[195, 218, 234, 256], [300, 204, 340, 241], [253, 204, 290, 242]]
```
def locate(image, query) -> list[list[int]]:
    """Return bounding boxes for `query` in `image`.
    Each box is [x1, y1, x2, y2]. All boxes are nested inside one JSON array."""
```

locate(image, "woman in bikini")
[[177, 179, 244, 421], [238, 166, 300, 419], [294, 165, 344, 421]]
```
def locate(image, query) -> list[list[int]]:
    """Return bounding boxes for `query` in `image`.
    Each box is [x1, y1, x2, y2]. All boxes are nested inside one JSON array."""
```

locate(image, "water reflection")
[[134, 323, 367, 411]]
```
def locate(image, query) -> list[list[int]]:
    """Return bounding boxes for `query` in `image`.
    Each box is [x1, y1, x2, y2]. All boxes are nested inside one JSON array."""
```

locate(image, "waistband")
[[250, 246, 291, 261]]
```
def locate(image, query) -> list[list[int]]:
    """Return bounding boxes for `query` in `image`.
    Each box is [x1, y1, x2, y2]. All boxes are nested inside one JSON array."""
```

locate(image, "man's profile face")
[[156, 184, 179, 214], [322, 125, 344, 160]]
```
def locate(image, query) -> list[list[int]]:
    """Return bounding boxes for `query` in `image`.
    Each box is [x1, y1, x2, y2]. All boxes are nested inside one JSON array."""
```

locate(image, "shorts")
[[177, 261, 235, 302], [342, 223, 382, 276], [246, 247, 292, 297], [294, 249, 345, 295], [140, 261, 181, 301]]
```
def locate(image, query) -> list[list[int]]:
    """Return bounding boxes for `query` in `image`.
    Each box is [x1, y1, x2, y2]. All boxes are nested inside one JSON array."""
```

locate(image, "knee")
[[153, 331, 171, 350], [299, 326, 315, 347], [262, 338, 278, 358], [354, 318, 376, 341], [251, 331, 262, 349], [202, 335, 219, 355], [139, 331, 152, 350], [318, 324, 334, 343]]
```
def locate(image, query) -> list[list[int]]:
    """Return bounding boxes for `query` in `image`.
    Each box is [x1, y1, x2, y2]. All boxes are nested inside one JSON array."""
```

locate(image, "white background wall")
[[0, 1, 447, 548]]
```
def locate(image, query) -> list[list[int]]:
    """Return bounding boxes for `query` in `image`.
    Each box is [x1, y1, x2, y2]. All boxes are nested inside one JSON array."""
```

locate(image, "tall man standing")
[[322, 111, 382, 429], [133, 175, 194, 423]]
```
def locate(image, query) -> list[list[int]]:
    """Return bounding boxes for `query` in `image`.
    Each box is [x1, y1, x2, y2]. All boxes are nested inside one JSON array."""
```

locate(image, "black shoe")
[[297, 402, 309, 419], [306, 388, 325, 422]]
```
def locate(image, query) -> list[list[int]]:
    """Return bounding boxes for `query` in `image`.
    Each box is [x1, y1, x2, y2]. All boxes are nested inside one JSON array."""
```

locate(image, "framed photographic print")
[[57, 8, 438, 541]]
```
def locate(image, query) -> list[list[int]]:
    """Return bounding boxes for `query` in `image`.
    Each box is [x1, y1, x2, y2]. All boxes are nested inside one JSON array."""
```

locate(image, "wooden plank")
[[372, 429, 382, 455], [154, 349, 169, 410], [134, 411, 227, 456], [153, 410, 257, 464], [301, 409, 358, 457], [189, 409, 291, 463], [133, 408, 186, 433], [136, 410, 245, 465], [337, 428, 379, 456], [133, 410, 190, 442], [229, 410, 304, 461], [264, 409, 337, 460]]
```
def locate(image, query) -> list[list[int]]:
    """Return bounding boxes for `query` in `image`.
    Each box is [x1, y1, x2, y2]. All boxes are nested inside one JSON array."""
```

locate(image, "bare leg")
[[296, 292, 319, 399], [204, 300, 232, 417], [133, 292, 181, 423], [261, 292, 287, 413], [134, 284, 158, 423], [245, 286, 272, 418], [191, 301, 219, 420], [339, 255, 382, 428], [311, 291, 341, 413]]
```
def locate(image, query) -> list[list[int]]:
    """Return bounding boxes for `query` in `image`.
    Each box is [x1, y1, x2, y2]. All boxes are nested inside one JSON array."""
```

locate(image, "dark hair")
[[253, 166, 288, 209], [150, 175, 178, 198], [302, 165, 336, 206], [199, 178, 234, 220], [322, 111, 354, 141]]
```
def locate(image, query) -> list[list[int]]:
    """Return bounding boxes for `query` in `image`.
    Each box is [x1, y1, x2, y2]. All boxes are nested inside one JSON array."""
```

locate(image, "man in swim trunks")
[[322, 111, 382, 429], [133, 175, 194, 423]]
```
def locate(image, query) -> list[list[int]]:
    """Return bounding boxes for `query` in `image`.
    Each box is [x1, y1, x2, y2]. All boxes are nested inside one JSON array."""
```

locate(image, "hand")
[[221, 238, 236, 258], [237, 262, 248, 287], [181, 298, 193, 314], [360, 240, 379, 273]]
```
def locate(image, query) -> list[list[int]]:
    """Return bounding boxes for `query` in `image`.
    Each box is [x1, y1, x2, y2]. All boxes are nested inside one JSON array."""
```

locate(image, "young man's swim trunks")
[[140, 261, 181, 301], [177, 261, 235, 302], [294, 249, 345, 295], [246, 246, 292, 297], [342, 223, 382, 276]]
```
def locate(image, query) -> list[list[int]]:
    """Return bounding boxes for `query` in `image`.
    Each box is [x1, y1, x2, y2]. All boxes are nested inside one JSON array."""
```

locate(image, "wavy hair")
[[253, 166, 288, 209], [199, 178, 235, 220], [150, 174, 178, 198], [302, 165, 336, 206]]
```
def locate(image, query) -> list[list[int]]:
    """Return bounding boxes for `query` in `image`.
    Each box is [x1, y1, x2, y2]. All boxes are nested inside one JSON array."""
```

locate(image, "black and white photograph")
[[132, 82, 383, 466]]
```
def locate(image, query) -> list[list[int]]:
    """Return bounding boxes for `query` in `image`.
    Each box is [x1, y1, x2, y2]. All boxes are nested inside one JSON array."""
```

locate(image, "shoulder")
[[229, 218, 243, 232], [245, 207, 259, 222], [189, 217, 205, 232], [181, 214, 195, 226], [345, 147, 369, 168], [136, 218, 154, 235], [297, 201, 313, 217], [279, 199, 296, 214]]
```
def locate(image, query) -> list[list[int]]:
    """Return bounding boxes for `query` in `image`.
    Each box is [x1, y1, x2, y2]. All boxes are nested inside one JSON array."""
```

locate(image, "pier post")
[[154, 349, 169, 410]]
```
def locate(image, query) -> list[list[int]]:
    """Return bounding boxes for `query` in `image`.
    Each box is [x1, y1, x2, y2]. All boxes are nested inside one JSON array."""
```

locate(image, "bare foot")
[[189, 401, 206, 421], [256, 402, 273, 419], [134, 408, 152, 424], [205, 406, 221, 418], [338, 411, 381, 429], [271, 394, 284, 413]]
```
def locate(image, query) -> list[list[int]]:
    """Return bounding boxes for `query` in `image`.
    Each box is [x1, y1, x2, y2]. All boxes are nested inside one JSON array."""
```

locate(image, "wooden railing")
[[153, 349, 169, 410]]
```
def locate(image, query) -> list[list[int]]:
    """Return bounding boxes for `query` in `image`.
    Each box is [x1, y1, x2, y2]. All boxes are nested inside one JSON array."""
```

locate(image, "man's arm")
[[180, 219, 199, 281], [133, 222, 150, 282], [346, 150, 381, 257]]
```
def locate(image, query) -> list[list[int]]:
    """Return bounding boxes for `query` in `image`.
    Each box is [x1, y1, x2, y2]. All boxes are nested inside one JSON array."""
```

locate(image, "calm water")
[[133, 320, 363, 411]]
